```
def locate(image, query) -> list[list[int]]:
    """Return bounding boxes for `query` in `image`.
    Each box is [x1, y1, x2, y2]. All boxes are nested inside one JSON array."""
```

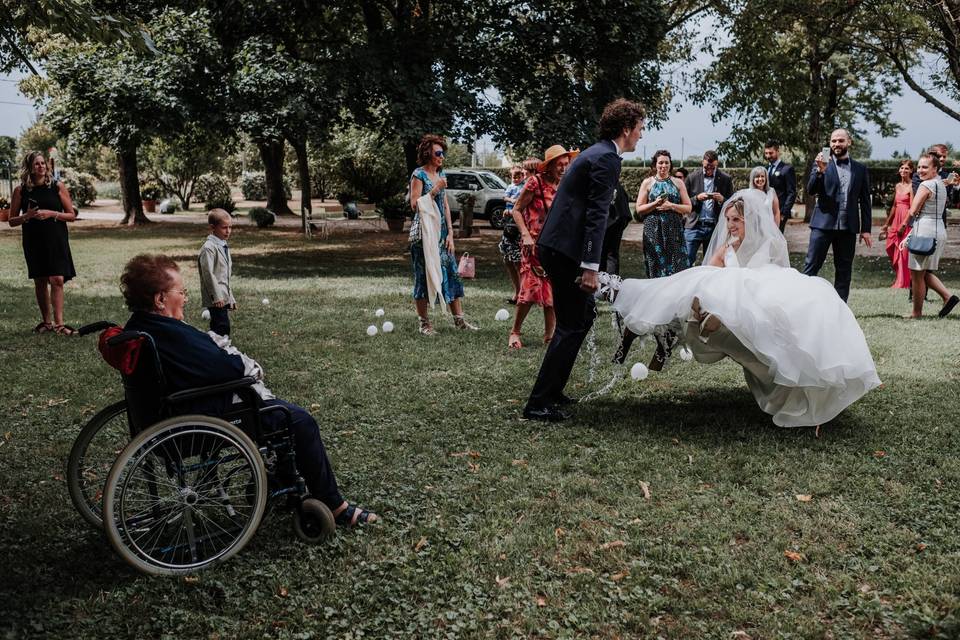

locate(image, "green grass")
[[1, 223, 959, 639]]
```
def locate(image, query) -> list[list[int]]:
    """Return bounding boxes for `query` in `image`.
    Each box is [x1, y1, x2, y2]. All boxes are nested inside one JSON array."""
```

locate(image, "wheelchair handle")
[[78, 320, 118, 336]]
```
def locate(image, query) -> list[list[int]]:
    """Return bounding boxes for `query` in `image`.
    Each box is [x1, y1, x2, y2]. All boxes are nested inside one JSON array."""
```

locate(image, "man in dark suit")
[[801, 128, 872, 302], [600, 182, 632, 275], [523, 98, 646, 422], [763, 140, 797, 232], [683, 150, 734, 265]]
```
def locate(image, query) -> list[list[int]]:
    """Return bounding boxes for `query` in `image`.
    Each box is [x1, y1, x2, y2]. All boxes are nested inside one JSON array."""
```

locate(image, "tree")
[[142, 125, 231, 210], [28, 8, 226, 224], [489, 0, 667, 156], [694, 0, 902, 218], [17, 119, 58, 156]]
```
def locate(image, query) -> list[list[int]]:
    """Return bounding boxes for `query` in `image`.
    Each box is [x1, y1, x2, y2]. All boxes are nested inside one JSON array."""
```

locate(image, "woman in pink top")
[[880, 159, 913, 290]]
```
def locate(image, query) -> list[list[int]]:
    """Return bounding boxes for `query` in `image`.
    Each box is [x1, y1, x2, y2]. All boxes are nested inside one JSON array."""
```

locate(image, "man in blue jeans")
[[683, 150, 734, 266]]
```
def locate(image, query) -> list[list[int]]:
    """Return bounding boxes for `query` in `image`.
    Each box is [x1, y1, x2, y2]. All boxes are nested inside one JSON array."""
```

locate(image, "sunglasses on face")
[[434, 150, 445, 158]]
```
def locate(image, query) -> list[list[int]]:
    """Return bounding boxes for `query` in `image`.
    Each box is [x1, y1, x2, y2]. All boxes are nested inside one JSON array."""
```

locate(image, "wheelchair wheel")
[[103, 415, 267, 576], [292, 498, 336, 544], [67, 400, 129, 528]]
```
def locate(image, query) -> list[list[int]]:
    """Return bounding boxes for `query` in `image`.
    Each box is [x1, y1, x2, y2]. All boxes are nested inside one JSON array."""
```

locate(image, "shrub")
[[377, 193, 409, 220], [248, 206, 275, 228], [193, 173, 232, 203], [240, 171, 291, 201], [140, 181, 162, 201], [205, 196, 236, 213], [60, 169, 98, 207], [336, 190, 360, 205], [158, 198, 179, 214], [95, 181, 121, 200]]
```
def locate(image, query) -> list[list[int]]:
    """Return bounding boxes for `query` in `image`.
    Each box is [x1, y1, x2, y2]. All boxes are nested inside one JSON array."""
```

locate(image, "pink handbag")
[[457, 252, 476, 279]]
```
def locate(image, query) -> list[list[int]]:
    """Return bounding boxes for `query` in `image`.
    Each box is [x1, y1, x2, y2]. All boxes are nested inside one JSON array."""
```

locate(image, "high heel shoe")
[[613, 329, 638, 364]]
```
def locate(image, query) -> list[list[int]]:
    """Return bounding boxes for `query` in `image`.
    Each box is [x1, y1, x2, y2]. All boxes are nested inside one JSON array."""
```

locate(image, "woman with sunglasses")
[[408, 134, 478, 335]]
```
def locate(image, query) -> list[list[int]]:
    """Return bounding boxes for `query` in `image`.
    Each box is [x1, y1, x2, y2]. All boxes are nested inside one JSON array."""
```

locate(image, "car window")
[[479, 173, 507, 189], [466, 176, 482, 190], [446, 173, 469, 190]]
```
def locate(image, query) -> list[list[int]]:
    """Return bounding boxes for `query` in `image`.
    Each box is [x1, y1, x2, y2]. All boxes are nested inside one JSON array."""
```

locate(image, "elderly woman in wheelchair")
[[69, 253, 376, 575]]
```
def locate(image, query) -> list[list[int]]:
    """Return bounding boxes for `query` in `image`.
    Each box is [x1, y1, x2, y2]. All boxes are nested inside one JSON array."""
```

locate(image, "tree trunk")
[[257, 139, 294, 215], [117, 145, 150, 225], [802, 48, 825, 223], [404, 138, 419, 176], [288, 136, 312, 237]]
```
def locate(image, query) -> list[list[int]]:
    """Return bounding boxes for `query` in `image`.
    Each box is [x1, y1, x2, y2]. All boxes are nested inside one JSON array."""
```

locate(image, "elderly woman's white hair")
[[748, 166, 769, 192]]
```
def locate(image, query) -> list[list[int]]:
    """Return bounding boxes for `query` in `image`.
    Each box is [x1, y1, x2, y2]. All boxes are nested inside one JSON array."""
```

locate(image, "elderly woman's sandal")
[[32, 322, 54, 334], [333, 502, 378, 528], [54, 324, 78, 336]]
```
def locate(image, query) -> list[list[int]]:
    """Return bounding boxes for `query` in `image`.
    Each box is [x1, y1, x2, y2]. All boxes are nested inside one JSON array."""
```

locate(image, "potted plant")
[[337, 190, 360, 220], [378, 194, 408, 233], [140, 183, 161, 213], [456, 191, 478, 238], [0, 195, 9, 222]]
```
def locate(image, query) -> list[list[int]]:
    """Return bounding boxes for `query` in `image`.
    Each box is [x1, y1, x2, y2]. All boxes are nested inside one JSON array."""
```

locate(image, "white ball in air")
[[366, 324, 378, 337], [494, 308, 510, 321], [262, 298, 270, 305], [382, 321, 394, 333], [375, 308, 385, 317], [201, 309, 211, 321], [630, 362, 649, 381]]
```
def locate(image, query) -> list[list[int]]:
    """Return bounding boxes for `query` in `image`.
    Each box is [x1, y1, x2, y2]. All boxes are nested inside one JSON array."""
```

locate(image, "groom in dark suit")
[[802, 128, 872, 302], [763, 140, 797, 232], [523, 98, 646, 422]]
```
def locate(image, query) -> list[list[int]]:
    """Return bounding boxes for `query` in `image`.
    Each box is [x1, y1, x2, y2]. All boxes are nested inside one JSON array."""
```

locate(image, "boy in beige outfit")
[[198, 209, 236, 335]]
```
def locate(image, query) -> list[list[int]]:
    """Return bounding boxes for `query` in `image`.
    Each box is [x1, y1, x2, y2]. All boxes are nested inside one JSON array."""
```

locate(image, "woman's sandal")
[[508, 332, 523, 349], [32, 322, 54, 334], [333, 503, 378, 528], [54, 324, 78, 336], [418, 317, 436, 336]]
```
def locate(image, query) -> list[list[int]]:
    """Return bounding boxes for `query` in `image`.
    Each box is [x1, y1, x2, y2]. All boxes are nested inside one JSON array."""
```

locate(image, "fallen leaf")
[[629, 518, 643, 525], [467, 462, 479, 473], [52, 474, 63, 482], [511, 459, 528, 466], [310, 403, 321, 410], [687, 455, 693, 464], [495, 575, 510, 589], [566, 566, 595, 575], [600, 540, 626, 551], [515, 513, 525, 525], [338, 430, 356, 436], [873, 450, 887, 458], [731, 631, 752, 640], [639, 481, 651, 500], [183, 576, 199, 584], [449, 450, 481, 459], [46, 398, 69, 407], [783, 550, 805, 563], [277, 586, 289, 598], [858, 583, 872, 593], [795, 494, 813, 502], [554, 527, 565, 540], [611, 570, 629, 582], [916, 543, 927, 552], [535, 596, 547, 607], [414, 536, 428, 552]]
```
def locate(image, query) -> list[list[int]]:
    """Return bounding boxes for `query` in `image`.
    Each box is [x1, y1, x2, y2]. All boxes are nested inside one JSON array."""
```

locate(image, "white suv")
[[444, 169, 508, 229]]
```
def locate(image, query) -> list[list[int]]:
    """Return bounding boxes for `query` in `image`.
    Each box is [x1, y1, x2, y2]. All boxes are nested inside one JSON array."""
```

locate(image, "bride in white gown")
[[611, 189, 881, 427]]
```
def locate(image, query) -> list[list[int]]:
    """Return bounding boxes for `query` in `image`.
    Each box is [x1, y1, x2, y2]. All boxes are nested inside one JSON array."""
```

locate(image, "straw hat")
[[538, 145, 579, 172]]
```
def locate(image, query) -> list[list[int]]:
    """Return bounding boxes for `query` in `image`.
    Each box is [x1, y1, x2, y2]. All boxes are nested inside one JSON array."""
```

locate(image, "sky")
[[2, 56, 958, 162]]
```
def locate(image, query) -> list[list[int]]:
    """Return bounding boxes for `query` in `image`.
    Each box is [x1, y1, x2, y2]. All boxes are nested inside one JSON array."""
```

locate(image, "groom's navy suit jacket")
[[538, 140, 621, 267], [807, 158, 872, 235]]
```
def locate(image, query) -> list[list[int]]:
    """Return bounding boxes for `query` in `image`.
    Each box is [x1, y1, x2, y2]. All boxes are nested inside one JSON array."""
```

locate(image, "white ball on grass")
[[382, 321, 394, 333], [679, 346, 693, 361], [366, 324, 378, 337], [630, 362, 649, 381], [201, 309, 211, 321], [375, 308, 385, 317], [494, 308, 510, 321], [262, 298, 270, 305]]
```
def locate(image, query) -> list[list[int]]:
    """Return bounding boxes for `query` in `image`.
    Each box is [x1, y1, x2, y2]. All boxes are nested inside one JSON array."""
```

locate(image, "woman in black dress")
[[8, 151, 78, 335]]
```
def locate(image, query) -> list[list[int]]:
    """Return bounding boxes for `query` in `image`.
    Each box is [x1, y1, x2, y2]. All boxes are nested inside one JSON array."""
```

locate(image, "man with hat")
[[523, 98, 646, 423]]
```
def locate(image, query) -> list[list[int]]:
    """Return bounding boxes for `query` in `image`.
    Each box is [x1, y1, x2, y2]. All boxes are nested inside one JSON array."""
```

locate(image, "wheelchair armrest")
[[79, 320, 118, 336], [165, 377, 258, 404]]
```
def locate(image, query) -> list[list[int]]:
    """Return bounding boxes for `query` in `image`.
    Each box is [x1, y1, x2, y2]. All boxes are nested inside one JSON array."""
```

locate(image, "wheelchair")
[[66, 321, 336, 575]]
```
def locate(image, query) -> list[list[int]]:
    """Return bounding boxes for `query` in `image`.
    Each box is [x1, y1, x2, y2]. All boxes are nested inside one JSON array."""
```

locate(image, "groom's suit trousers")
[[527, 247, 597, 408]]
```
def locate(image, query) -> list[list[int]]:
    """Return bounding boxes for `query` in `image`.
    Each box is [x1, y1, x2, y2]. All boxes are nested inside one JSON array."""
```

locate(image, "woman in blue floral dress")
[[408, 134, 478, 335], [634, 149, 693, 278]]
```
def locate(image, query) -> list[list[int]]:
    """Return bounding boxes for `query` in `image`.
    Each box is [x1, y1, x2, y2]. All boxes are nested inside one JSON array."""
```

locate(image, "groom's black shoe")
[[522, 404, 570, 422], [555, 393, 578, 406]]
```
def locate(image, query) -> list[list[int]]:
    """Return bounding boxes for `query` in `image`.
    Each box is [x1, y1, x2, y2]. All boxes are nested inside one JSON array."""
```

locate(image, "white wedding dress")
[[612, 189, 880, 427]]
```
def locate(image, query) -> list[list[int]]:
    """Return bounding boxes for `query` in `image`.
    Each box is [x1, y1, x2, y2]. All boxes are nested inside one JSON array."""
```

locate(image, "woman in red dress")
[[880, 159, 913, 290], [508, 145, 578, 349]]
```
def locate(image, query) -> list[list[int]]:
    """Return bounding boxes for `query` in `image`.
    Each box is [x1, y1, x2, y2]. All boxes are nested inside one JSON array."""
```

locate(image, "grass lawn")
[[1, 222, 958, 639]]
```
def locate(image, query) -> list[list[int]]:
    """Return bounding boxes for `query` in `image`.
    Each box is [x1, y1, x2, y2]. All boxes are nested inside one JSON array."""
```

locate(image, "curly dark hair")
[[416, 134, 448, 167], [597, 98, 646, 141], [121, 254, 180, 312], [651, 149, 672, 168]]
